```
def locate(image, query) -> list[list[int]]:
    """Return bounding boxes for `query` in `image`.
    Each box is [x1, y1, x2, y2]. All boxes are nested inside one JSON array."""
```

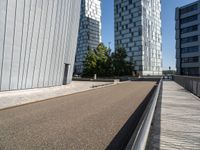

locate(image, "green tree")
[[83, 44, 133, 77], [112, 47, 133, 76], [94, 43, 112, 76], [83, 43, 112, 77], [82, 49, 97, 77]]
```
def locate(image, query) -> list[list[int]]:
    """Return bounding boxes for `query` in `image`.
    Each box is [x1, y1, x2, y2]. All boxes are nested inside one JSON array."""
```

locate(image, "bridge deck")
[[0, 82, 155, 150], [147, 81, 200, 150]]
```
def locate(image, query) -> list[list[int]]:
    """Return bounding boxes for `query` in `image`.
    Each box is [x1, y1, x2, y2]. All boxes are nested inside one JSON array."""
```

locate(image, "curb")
[[0, 82, 126, 111]]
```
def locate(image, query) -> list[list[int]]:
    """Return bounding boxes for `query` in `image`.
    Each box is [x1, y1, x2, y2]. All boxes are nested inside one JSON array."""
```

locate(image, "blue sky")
[[101, 0, 197, 70]]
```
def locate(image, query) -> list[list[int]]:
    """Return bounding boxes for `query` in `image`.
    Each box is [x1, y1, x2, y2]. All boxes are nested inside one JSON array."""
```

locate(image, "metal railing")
[[126, 78, 162, 150], [173, 75, 200, 97]]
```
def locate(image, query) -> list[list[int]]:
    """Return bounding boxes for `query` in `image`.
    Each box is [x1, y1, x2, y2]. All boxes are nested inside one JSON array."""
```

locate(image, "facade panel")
[[176, 0, 200, 76], [114, 0, 162, 76], [0, 0, 81, 91], [10, 0, 24, 90]]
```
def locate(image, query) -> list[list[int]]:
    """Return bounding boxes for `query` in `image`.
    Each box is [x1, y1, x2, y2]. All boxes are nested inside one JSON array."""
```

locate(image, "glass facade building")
[[114, 0, 162, 76], [176, 0, 200, 76], [75, 0, 102, 74]]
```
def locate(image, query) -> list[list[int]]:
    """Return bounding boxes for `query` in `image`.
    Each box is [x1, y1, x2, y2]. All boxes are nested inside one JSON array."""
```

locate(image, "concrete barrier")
[[73, 77, 119, 83], [173, 75, 200, 97], [125, 79, 163, 150]]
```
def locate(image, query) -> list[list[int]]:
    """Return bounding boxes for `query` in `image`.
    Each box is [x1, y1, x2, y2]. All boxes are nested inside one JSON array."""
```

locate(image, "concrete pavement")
[[0, 81, 155, 150], [0, 81, 114, 110], [147, 81, 200, 150]]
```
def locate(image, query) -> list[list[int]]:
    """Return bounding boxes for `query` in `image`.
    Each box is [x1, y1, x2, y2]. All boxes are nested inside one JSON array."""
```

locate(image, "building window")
[[138, 27, 142, 36], [139, 66, 143, 71], [181, 56, 199, 63], [180, 4, 198, 15], [181, 46, 199, 53], [181, 25, 198, 34], [181, 67, 199, 76], [181, 36, 198, 44], [180, 15, 198, 24]]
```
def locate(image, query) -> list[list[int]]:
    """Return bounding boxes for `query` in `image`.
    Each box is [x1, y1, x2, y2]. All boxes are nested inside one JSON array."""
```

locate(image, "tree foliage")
[[95, 43, 112, 76], [82, 43, 133, 77], [82, 49, 97, 77], [112, 47, 133, 76]]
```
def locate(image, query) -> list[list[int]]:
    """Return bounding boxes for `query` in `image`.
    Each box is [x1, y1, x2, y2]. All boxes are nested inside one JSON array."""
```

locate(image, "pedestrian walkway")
[[0, 81, 114, 110], [147, 81, 200, 150]]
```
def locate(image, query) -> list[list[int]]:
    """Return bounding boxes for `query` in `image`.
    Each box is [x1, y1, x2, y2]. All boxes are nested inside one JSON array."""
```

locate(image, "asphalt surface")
[[0, 81, 155, 150]]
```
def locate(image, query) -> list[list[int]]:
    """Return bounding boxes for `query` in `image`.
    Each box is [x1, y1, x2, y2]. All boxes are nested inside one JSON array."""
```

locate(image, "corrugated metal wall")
[[0, 0, 81, 91]]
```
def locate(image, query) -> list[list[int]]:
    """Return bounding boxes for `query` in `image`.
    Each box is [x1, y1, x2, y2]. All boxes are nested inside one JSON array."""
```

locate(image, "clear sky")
[[101, 0, 197, 70]]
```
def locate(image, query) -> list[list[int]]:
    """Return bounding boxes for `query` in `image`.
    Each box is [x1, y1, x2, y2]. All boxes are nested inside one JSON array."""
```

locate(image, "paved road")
[[0, 82, 155, 150]]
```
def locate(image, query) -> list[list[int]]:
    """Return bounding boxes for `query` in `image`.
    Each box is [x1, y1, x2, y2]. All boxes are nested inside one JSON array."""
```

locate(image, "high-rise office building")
[[75, 0, 102, 74], [114, 0, 162, 76], [176, 0, 200, 76], [0, 0, 81, 91]]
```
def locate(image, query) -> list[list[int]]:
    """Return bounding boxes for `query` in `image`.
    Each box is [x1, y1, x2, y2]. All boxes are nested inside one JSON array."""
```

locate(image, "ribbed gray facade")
[[0, 0, 81, 91], [176, 0, 200, 76]]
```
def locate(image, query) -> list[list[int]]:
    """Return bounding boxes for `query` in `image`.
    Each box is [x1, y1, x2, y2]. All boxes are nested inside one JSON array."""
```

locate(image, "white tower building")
[[114, 0, 162, 76]]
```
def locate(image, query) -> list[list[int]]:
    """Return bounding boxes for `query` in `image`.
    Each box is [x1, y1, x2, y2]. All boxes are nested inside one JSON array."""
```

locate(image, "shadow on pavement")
[[106, 85, 157, 150], [146, 81, 163, 149]]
